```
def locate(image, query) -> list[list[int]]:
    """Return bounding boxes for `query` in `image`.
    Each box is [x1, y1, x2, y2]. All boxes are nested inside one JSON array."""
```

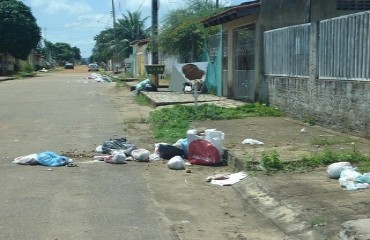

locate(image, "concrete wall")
[[262, 1, 370, 138], [268, 77, 370, 138]]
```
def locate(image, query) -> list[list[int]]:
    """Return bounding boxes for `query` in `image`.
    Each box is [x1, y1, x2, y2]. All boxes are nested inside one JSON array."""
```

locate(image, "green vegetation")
[[303, 115, 317, 126], [310, 217, 328, 227], [16, 62, 36, 78], [0, 0, 41, 60], [135, 94, 150, 105], [257, 148, 370, 173], [149, 103, 282, 143], [310, 136, 353, 146], [261, 151, 284, 172], [158, 0, 222, 62]]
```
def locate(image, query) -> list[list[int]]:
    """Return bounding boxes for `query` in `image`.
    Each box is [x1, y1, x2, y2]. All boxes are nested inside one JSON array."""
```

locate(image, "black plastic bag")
[[157, 144, 185, 160], [101, 137, 128, 154]]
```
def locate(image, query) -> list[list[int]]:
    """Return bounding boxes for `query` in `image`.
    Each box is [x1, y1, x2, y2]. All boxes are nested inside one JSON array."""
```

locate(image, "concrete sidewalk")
[[140, 88, 370, 240]]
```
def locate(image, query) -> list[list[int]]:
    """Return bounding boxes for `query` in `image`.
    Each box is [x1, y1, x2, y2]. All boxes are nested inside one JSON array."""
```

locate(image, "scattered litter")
[[157, 144, 185, 160], [66, 163, 79, 167], [300, 128, 307, 134], [167, 156, 186, 170], [242, 138, 264, 145], [13, 153, 38, 165], [13, 151, 73, 167], [134, 79, 157, 95], [87, 73, 112, 83], [188, 139, 221, 165], [326, 162, 352, 179], [103, 154, 127, 164], [149, 153, 161, 161], [131, 148, 150, 162], [209, 172, 247, 186], [339, 168, 370, 190], [206, 174, 229, 182], [99, 137, 137, 155], [38, 68, 48, 72]]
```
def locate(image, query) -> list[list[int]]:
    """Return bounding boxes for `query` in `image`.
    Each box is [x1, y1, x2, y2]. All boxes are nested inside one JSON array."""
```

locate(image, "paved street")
[[0, 72, 175, 240]]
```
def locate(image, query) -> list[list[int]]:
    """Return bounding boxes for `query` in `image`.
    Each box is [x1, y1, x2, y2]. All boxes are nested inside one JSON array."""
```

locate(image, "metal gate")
[[233, 24, 255, 101]]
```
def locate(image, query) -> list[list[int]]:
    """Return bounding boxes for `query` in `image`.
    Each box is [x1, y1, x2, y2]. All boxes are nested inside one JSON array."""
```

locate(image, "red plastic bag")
[[188, 139, 221, 165]]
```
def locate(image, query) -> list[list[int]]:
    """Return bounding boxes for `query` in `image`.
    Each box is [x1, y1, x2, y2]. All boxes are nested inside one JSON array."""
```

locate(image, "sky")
[[20, 0, 250, 58]]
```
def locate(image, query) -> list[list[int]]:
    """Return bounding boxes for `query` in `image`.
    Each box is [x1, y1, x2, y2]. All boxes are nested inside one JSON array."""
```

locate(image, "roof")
[[129, 39, 149, 46], [202, 1, 261, 28]]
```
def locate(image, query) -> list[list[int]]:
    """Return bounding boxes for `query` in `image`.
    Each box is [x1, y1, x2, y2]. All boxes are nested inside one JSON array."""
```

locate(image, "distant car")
[[65, 63, 74, 69], [88, 63, 99, 71]]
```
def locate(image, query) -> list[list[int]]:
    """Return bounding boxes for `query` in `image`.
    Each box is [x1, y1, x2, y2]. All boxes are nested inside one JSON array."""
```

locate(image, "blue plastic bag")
[[36, 151, 71, 167]]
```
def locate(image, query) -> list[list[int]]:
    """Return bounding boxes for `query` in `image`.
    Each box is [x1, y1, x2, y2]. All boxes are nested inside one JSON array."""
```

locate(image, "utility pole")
[[216, 0, 219, 7], [112, 0, 118, 72], [152, 0, 159, 65]]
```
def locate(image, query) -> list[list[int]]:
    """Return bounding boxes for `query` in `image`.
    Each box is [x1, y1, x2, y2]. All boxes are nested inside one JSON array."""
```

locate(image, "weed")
[[261, 151, 284, 172], [135, 94, 149, 105], [310, 137, 353, 146], [303, 115, 317, 126], [310, 217, 327, 227]]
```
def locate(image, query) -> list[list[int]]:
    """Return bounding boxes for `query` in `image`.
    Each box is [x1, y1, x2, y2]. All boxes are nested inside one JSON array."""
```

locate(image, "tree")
[[91, 10, 149, 63], [43, 40, 81, 65], [158, 0, 222, 62], [0, 0, 41, 60]]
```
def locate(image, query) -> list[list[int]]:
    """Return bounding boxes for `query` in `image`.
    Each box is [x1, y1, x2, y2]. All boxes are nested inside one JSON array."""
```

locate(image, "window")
[[337, 0, 370, 10]]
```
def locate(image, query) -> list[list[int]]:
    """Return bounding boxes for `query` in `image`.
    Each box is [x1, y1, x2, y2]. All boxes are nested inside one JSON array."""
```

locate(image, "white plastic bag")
[[131, 148, 150, 162], [167, 156, 186, 170], [13, 153, 38, 165], [339, 168, 363, 190], [326, 162, 352, 179], [104, 153, 126, 164], [242, 138, 264, 145]]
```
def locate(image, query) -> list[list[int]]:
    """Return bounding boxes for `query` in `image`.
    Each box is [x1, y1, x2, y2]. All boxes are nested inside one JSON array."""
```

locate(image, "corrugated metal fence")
[[264, 10, 370, 80], [319, 11, 370, 80], [264, 24, 310, 77]]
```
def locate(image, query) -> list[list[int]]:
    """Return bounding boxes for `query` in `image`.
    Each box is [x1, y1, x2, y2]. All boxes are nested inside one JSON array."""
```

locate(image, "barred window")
[[337, 0, 370, 10]]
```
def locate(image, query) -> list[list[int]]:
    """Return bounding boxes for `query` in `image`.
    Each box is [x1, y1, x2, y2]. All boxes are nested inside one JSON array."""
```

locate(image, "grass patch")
[[310, 136, 353, 146], [134, 94, 150, 105], [263, 148, 370, 173], [310, 217, 328, 227], [148, 103, 282, 143]]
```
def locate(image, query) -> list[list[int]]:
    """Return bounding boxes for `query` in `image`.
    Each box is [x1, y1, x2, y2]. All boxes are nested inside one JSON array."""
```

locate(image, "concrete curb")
[[226, 150, 324, 239], [0, 77, 15, 82]]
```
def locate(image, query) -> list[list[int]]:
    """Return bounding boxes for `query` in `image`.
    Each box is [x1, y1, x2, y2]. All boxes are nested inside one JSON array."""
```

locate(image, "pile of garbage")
[[326, 162, 370, 190], [87, 73, 112, 83], [13, 128, 226, 172], [93, 128, 224, 168], [133, 79, 157, 95]]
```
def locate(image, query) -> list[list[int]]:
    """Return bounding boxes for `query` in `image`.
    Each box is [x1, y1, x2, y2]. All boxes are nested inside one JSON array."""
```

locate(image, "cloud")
[[64, 14, 112, 30], [29, 0, 93, 15]]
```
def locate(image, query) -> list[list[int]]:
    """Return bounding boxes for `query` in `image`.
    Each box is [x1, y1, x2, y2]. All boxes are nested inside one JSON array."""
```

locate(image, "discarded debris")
[[242, 138, 264, 145], [167, 156, 186, 170], [13, 151, 73, 167], [208, 172, 247, 186], [328, 162, 370, 190]]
